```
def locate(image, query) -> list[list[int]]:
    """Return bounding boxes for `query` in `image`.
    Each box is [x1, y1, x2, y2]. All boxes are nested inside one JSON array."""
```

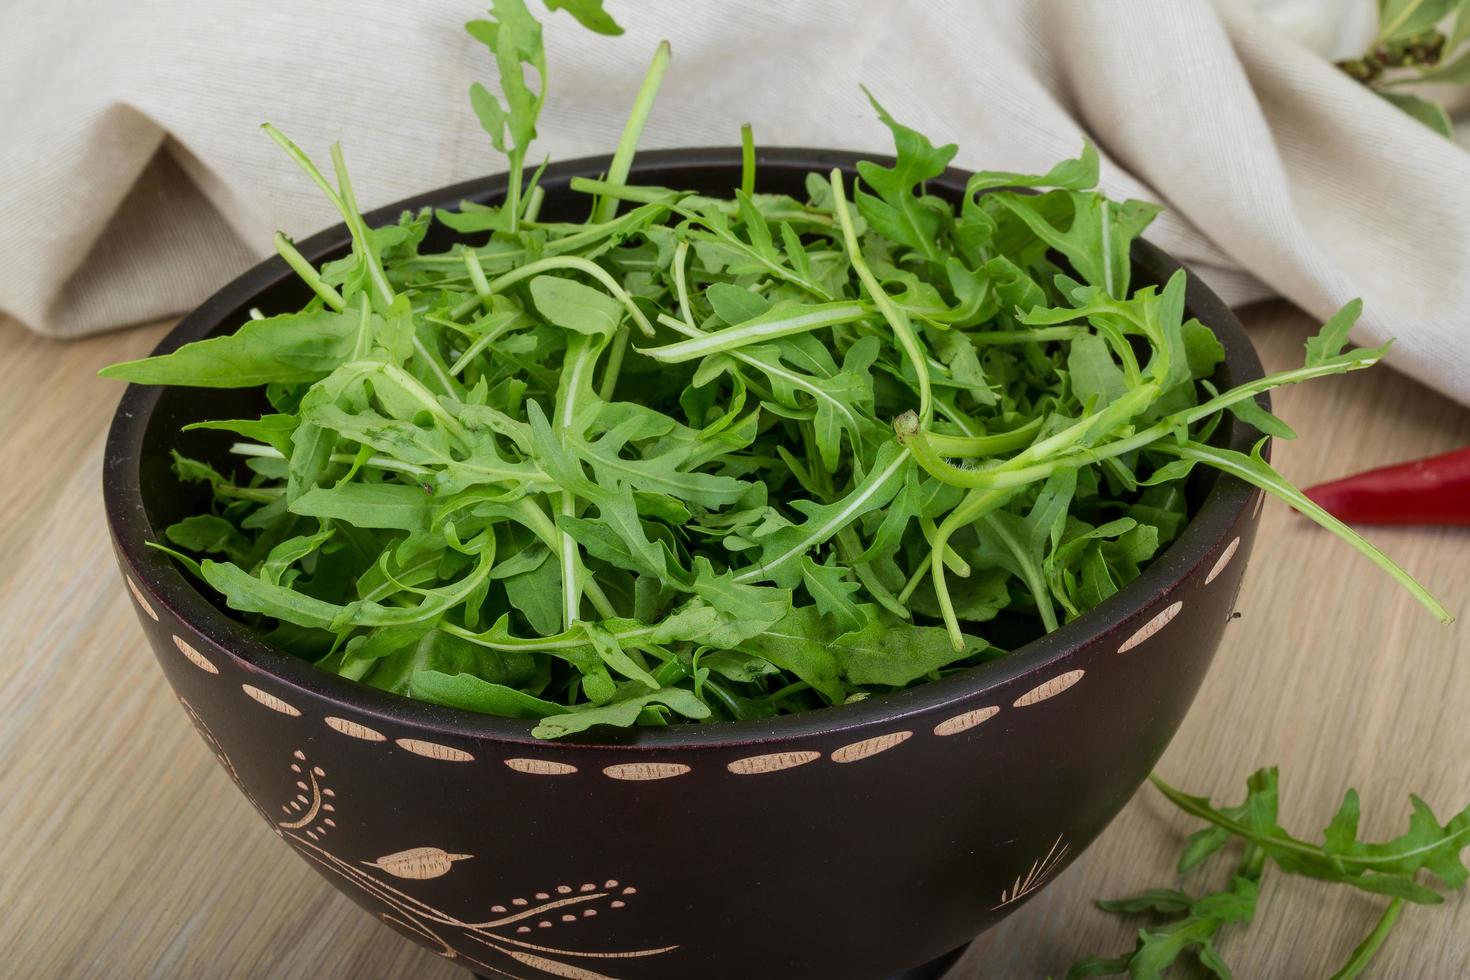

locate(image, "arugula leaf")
[[1376, 0, 1459, 42], [100, 310, 359, 387], [164, 515, 252, 565], [532, 687, 711, 739], [853, 88, 958, 261], [1379, 91, 1455, 136], [530, 274, 626, 335], [410, 669, 561, 718], [1305, 299, 1364, 368], [290, 482, 434, 531], [826, 608, 986, 687], [1073, 768, 1470, 979], [800, 554, 865, 631], [740, 442, 913, 588], [541, 0, 622, 35]]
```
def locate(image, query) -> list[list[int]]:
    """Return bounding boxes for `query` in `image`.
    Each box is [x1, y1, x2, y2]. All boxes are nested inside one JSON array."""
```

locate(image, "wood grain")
[[1, 303, 1465, 979]]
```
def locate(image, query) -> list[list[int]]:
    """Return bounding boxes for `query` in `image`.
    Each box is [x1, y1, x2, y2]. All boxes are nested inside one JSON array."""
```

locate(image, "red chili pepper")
[[1303, 446, 1470, 526]]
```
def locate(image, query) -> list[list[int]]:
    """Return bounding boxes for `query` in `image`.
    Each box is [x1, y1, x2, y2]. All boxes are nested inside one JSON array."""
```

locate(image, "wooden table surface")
[[2, 302, 1466, 979]]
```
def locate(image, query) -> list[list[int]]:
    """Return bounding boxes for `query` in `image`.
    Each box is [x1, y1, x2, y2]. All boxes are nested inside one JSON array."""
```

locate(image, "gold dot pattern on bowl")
[[395, 738, 475, 762], [1117, 601, 1183, 653], [1012, 669, 1085, 708], [171, 591, 1188, 782], [832, 730, 912, 763], [602, 762, 690, 781], [726, 751, 821, 775], [126, 576, 158, 621], [241, 683, 302, 717], [325, 716, 386, 742], [933, 705, 999, 736], [505, 758, 578, 776], [1205, 536, 1241, 584], [171, 634, 218, 674]]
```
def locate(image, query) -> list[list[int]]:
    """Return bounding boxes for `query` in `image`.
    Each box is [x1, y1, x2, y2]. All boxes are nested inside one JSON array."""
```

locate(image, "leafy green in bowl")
[[102, 0, 1447, 740]]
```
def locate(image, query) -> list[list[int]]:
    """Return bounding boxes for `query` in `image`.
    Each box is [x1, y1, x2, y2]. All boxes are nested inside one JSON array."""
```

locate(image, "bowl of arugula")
[[100, 3, 1450, 978]]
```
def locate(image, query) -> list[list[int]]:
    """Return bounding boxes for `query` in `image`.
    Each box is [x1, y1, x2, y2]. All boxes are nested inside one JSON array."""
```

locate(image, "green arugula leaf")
[[1074, 768, 1470, 979], [1376, 0, 1459, 43], [164, 515, 252, 565], [100, 310, 359, 387], [800, 554, 865, 631], [541, 0, 623, 36], [530, 274, 626, 335], [853, 89, 958, 262], [410, 669, 561, 718], [1379, 91, 1455, 136], [740, 442, 913, 588], [289, 482, 434, 530], [532, 687, 711, 739]]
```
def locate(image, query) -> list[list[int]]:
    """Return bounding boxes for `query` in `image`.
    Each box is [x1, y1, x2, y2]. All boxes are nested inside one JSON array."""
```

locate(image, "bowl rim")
[[103, 145, 1263, 751]]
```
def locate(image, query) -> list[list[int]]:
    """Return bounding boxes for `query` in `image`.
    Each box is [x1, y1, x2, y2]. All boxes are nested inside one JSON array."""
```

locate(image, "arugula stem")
[[230, 442, 431, 477], [522, 183, 545, 223], [835, 528, 911, 619], [970, 327, 1087, 345], [411, 335, 459, 397], [1149, 774, 1470, 872], [1329, 899, 1404, 980], [480, 256, 655, 337], [591, 40, 671, 224], [896, 560, 931, 605], [571, 177, 683, 206], [598, 326, 629, 400], [351, 293, 372, 358], [921, 517, 971, 576], [571, 177, 837, 227], [732, 446, 912, 585], [666, 243, 865, 433], [980, 510, 1060, 633], [929, 488, 1016, 650], [923, 417, 1044, 458], [329, 142, 395, 308], [672, 240, 697, 326], [273, 233, 345, 311], [261, 123, 346, 210], [1182, 352, 1385, 427], [766, 679, 813, 702], [506, 150, 524, 236], [463, 247, 493, 309], [370, 362, 471, 443], [1156, 442, 1453, 624], [444, 618, 657, 653], [830, 169, 934, 426], [740, 122, 756, 197], [448, 316, 526, 376], [646, 303, 870, 362], [213, 484, 284, 504]]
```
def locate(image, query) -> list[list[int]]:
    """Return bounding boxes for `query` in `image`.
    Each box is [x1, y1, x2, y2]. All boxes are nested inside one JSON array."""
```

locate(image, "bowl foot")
[[471, 941, 970, 980], [890, 940, 970, 980]]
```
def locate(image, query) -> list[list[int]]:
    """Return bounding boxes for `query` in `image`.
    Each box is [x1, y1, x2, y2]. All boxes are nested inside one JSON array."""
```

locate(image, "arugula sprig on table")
[[1070, 769, 1470, 979], [102, 0, 1450, 738], [1338, 0, 1470, 136]]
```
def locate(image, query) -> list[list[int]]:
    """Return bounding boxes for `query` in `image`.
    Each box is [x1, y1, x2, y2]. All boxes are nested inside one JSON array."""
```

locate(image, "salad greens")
[[102, 0, 1449, 739], [1071, 768, 1470, 979]]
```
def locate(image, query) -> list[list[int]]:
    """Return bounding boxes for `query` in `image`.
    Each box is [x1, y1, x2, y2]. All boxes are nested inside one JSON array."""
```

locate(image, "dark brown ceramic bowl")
[[104, 149, 1265, 980]]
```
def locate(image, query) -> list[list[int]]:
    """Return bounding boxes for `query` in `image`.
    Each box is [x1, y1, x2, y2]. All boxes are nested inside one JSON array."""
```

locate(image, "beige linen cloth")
[[1, 0, 1466, 405]]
